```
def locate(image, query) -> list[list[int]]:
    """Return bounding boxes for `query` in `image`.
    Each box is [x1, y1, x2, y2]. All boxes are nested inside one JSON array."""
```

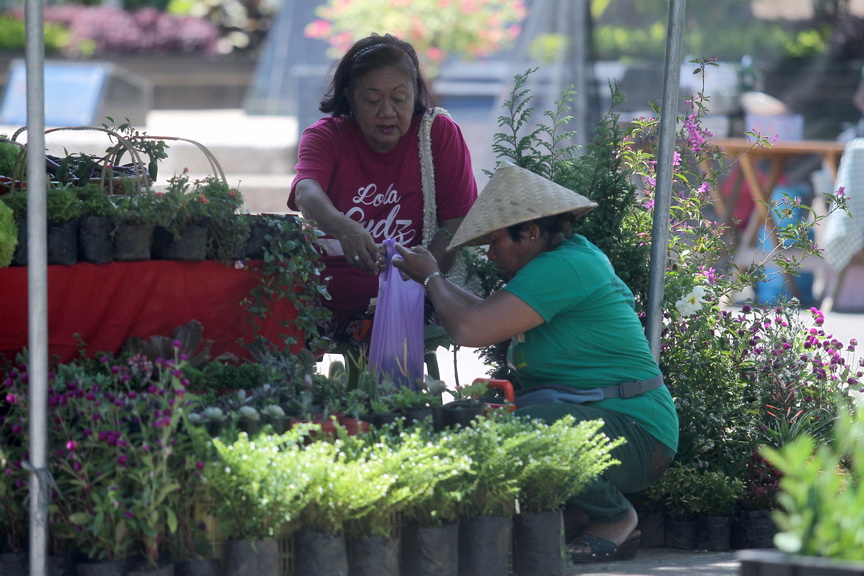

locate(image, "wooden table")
[[709, 138, 846, 299], [711, 138, 845, 233]]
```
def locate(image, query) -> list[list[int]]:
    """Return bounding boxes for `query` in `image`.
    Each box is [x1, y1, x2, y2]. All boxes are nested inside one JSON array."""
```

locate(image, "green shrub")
[[763, 405, 864, 561], [0, 15, 68, 52], [0, 201, 18, 268]]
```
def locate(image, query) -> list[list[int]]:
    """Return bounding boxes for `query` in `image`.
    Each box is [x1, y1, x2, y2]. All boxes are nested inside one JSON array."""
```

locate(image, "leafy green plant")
[[45, 187, 84, 223], [74, 183, 117, 218], [196, 176, 249, 262], [154, 173, 211, 239], [205, 427, 315, 539], [0, 200, 18, 268], [0, 140, 25, 178], [244, 215, 333, 354], [112, 188, 161, 226], [508, 415, 623, 514], [445, 411, 524, 517], [763, 404, 864, 561], [342, 426, 473, 537], [656, 464, 745, 519]]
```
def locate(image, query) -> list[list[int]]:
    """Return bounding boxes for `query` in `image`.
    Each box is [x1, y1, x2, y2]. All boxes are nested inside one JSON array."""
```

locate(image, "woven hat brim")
[[448, 164, 598, 250]]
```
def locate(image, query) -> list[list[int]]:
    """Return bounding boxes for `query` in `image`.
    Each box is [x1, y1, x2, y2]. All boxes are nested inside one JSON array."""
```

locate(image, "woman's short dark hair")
[[507, 213, 576, 243], [319, 33, 434, 117]]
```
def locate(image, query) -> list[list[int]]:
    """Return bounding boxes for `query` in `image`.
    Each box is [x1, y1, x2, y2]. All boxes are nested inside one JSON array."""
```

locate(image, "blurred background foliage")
[[0, 0, 862, 63]]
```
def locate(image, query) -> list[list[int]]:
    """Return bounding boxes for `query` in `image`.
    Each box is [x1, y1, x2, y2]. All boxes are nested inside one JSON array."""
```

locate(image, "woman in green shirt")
[[393, 163, 679, 563]]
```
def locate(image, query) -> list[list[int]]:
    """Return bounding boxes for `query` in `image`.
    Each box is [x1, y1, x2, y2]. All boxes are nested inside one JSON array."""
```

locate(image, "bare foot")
[[567, 506, 638, 554]]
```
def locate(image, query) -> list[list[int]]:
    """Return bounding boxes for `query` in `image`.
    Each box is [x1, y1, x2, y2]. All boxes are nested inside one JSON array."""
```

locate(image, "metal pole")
[[645, 0, 686, 360], [25, 0, 50, 574]]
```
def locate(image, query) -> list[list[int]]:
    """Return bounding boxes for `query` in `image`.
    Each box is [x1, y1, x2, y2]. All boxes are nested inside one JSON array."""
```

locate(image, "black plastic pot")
[[76, 558, 128, 576], [346, 535, 400, 576], [458, 515, 511, 576], [637, 510, 666, 548], [294, 529, 348, 576], [696, 515, 731, 551], [441, 399, 484, 429], [731, 508, 777, 550], [223, 539, 279, 576], [114, 221, 153, 261], [48, 555, 76, 576], [665, 515, 698, 550], [0, 552, 28, 576], [174, 558, 220, 576], [127, 562, 175, 576], [78, 215, 114, 264], [401, 522, 458, 576], [11, 216, 26, 266], [152, 221, 208, 261], [512, 510, 566, 576], [47, 219, 79, 266]]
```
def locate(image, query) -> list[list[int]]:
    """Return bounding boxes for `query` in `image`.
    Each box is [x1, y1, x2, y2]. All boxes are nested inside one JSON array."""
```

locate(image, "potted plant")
[[656, 465, 703, 550], [48, 355, 198, 575], [692, 470, 744, 552], [0, 373, 30, 569], [0, 198, 18, 268], [740, 405, 864, 574], [508, 415, 623, 576], [194, 176, 249, 263], [112, 188, 160, 261], [152, 173, 211, 261], [446, 412, 522, 576], [399, 428, 473, 576], [0, 186, 83, 266], [203, 428, 315, 576], [74, 182, 117, 264], [0, 347, 204, 573], [441, 379, 489, 429]]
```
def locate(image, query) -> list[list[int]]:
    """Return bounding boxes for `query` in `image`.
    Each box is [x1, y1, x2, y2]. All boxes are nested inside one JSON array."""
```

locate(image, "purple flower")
[[66, 441, 77, 451], [11, 424, 22, 435], [172, 340, 183, 349]]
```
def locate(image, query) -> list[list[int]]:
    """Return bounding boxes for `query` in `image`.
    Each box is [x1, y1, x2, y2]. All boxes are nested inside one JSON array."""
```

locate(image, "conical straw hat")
[[448, 163, 598, 250]]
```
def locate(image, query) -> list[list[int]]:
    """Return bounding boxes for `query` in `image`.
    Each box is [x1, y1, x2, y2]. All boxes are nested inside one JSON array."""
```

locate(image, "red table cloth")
[[0, 260, 302, 365]]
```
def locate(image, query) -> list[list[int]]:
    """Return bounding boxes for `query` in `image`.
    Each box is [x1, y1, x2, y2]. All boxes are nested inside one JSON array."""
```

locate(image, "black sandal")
[[568, 529, 641, 563]]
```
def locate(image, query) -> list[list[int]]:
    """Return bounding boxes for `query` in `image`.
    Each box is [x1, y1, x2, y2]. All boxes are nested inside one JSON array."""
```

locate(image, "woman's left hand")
[[392, 243, 439, 284]]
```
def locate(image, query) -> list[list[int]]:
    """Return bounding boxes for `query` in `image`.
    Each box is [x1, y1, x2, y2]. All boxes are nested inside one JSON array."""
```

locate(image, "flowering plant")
[[1, 346, 203, 565], [304, 0, 527, 78], [154, 172, 213, 239]]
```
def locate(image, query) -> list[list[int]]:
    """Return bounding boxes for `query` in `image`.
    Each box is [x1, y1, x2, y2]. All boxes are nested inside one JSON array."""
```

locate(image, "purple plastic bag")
[[368, 239, 425, 389]]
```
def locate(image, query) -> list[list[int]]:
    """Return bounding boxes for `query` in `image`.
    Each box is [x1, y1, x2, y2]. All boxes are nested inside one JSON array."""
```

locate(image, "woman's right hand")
[[337, 224, 380, 273], [294, 179, 380, 273]]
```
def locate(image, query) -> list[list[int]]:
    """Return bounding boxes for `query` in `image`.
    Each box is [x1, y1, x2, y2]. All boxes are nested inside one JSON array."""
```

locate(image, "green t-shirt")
[[503, 234, 679, 451]]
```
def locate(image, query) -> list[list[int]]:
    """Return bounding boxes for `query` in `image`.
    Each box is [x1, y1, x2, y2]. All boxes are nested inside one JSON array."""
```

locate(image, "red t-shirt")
[[289, 113, 477, 318]]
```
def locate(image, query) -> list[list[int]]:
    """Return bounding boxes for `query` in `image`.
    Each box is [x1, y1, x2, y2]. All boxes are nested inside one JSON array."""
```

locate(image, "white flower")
[[675, 286, 710, 317]]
